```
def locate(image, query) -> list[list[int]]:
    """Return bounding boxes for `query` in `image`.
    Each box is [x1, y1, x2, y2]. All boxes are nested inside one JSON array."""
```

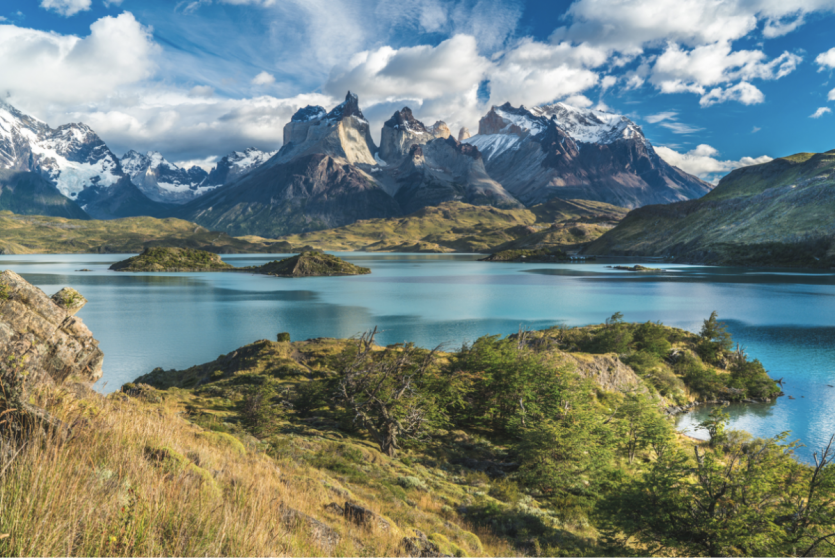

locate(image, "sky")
[[1, 0, 835, 182]]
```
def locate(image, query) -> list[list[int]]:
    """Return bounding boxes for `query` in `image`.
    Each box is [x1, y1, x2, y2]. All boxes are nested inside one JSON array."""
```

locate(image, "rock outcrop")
[[457, 127, 471, 142], [0, 270, 103, 399]]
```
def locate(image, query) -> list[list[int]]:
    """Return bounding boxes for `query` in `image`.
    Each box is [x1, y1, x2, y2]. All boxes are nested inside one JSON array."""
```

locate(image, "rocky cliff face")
[[464, 103, 712, 208], [178, 152, 401, 237], [378, 108, 451, 163], [275, 92, 378, 166], [389, 137, 522, 213], [0, 270, 103, 392]]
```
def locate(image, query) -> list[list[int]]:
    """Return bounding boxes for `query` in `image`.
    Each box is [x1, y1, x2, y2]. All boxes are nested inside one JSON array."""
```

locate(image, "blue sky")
[[2, 0, 835, 180]]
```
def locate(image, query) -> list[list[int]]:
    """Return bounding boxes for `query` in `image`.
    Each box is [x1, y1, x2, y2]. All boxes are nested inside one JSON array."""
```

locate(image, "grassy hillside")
[[0, 212, 293, 254], [278, 199, 627, 253], [6, 310, 815, 557], [584, 150, 835, 267]]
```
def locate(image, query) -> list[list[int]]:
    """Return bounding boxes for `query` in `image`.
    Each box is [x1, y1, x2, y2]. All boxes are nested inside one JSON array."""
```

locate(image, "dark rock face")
[[178, 153, 401, 237], [76, 176, 174, 220], [390, 137, 522, 213], [0, 170, 90, 219], [291, 106, 327, 122], [379, 107, 451, 164], [0, 270, 103, 391], [326, 91, 364, 121]]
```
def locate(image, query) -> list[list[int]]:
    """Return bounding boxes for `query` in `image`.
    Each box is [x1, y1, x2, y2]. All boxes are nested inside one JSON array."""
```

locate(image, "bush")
[[488, 478, 521, 503], [397, 475, 427, 491]]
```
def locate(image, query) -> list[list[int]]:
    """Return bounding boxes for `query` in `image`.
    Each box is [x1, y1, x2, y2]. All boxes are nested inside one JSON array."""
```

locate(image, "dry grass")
[[0, 386, 517, 557]]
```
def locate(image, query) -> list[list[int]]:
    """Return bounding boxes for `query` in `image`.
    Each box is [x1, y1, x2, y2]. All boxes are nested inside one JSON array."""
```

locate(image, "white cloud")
[[251, 71, 276, 85], [645, 111, 677, 123], [656, 143, 773, 182], [752, 126, 761, 133], [600, 75, 617, 91], [816, 47, 835, 69], [71, 91, 335, 161], [40, 0, 92, 17], [659, 121, 704, 134], [0, 17, 6, 22], [188, 85, 215, 98], [0, 13, 158, 107], [810, 106, 832, 118], [649, 42, 801, 100], [829, 87, 835, 100], [700, 81, 765, 107]]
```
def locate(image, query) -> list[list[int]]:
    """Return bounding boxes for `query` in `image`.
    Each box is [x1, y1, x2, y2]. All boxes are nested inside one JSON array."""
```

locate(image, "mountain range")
[[0, 94, 711, 237]]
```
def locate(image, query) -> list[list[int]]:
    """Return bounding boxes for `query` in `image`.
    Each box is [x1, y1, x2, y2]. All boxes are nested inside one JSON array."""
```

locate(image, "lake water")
[[4, 253, 835, 462]]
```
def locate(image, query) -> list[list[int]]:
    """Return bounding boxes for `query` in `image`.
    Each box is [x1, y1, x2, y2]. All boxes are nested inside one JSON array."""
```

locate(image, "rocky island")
[[610, 264, 665, 272], [109, 247, 234, 272], [480, 247, 571, 262], [240, 250, 371, 277]]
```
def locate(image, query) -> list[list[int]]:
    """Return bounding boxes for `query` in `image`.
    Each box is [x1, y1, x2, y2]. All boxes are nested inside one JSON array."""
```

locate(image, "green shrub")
[[397, 475, 427, 491], [488, 477, 521, 503]]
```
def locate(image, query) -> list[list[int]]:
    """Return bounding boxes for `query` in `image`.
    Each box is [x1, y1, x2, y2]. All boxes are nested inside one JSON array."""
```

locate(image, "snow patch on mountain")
[[0, 101, 123, 199], [464, 134, 521, 161], [537, 103, 647, 145]]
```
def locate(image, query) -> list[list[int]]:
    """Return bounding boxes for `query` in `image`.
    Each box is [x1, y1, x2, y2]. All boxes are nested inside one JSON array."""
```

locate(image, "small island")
[[609, 264, 665, 272], [480, 247, 570, 262], [109, 247, 233, 272], [240, 250, 371, 277]]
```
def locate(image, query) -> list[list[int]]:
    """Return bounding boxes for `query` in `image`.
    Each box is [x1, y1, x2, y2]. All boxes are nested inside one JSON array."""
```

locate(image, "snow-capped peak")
[[536, 102, 647, 145], [0, 101, 123, 200]]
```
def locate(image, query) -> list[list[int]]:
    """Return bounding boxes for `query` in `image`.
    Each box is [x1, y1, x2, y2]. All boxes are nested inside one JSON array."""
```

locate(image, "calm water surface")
[[4, 253, 835, 461]]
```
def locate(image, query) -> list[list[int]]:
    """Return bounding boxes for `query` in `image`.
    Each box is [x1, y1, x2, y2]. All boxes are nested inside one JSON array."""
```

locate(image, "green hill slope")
[[584, 150, 835, 267], [278, 199, 627, 253], [0, 170, 90, 220], [0, 213, 292, 254]]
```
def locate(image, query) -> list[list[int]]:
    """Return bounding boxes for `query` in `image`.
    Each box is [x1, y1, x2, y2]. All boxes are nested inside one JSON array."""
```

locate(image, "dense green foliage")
[[135, 316, 806, 556]]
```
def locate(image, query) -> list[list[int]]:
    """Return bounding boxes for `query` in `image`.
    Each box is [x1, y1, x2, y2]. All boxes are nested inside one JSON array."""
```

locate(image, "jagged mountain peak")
[[536, 102, 647, 145], [291, 105, 327, 122], [326, 91, 365, 121], [384, 107, 428, 133]]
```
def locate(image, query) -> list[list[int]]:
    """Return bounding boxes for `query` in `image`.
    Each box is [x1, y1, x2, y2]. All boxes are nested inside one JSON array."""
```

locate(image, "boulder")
[[343, 502, 391, 531], [279, 504, 341, 552], [0, 270, 103, 390]]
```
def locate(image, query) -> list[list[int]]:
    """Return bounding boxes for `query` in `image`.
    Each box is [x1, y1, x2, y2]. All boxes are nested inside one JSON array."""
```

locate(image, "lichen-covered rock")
[[280, 504, 341, 551], [50, 287, 87, 315], [0, 270, 103, 389]]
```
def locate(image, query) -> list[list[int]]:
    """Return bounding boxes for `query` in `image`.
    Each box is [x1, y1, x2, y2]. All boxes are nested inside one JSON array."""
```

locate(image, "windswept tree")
[[698, 311, 734, 365], [335, 328, 444, 457]]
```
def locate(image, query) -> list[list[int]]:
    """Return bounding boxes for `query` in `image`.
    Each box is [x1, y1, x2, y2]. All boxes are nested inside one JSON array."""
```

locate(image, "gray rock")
[[50, 287, 87, 316], [0, 270, 103, 389], [280, 504, 341, 551]]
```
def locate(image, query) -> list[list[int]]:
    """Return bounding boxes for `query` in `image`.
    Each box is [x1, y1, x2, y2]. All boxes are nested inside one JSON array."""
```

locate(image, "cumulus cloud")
[[829, 87, 835, 100], [251, 71, 276, 85], [700, 82, 765, 107], [40, 0, 92, 17], [649, 42, 801, 97], [72, 91, 335, 161], [0, 13, 158, 108], [656, 144, 773, 182], [816, 47, 835, 69], [810, 107, 832, 118]]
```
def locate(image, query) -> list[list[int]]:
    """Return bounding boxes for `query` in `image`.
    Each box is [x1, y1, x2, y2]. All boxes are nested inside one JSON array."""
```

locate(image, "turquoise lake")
[[4, 252, 835, 462]]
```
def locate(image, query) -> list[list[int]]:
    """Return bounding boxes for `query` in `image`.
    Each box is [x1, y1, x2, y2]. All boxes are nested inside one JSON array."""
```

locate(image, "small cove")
[[5, 252, 835, 462]]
